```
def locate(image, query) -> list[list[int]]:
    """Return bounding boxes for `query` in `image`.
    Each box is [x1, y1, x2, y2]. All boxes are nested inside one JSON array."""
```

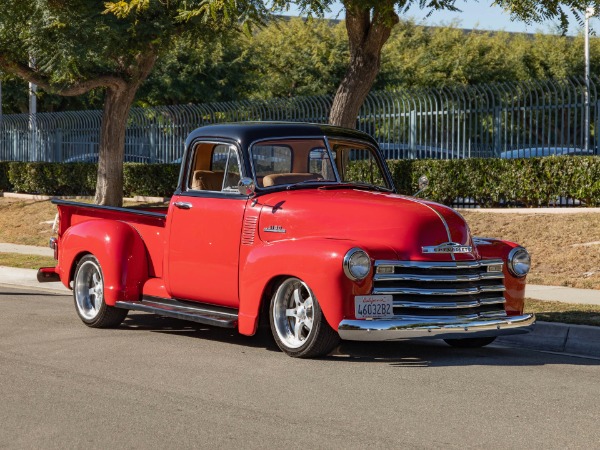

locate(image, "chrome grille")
[[373, 260, 506, 319]]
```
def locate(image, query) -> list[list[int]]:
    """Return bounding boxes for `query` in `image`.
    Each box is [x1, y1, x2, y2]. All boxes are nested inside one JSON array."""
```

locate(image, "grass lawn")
[[462, 211, 600, 290], [525, 299, 600, 327]]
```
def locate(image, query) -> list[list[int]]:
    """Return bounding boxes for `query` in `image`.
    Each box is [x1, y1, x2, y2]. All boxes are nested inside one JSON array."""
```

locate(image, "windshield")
[[250, 137, 391, 190]]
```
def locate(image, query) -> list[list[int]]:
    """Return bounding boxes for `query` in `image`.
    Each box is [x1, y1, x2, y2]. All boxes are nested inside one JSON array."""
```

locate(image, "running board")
[[115, 297, 238, 328]]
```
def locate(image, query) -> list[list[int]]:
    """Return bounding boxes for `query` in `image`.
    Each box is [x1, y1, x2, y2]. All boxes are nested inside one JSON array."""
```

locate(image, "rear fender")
[[58, 219, 149, 305], [238, 239, 395, 336]]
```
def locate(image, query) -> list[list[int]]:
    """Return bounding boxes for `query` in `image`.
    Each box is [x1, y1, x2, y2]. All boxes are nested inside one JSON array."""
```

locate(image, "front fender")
[[58, 219, 149, 305], [475, 237, 526, 315], [238, 238, 396, 336]]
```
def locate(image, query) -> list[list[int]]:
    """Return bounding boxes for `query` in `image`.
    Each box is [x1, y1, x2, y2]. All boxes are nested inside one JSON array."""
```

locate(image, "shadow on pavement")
[[120, 312, 600, 367], [0, 290, 69, 297]]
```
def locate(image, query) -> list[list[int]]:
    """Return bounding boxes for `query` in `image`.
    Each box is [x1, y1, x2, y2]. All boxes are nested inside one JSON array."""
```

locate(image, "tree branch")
[[0, 56, 127, 96], [366, 3, 398, 53]]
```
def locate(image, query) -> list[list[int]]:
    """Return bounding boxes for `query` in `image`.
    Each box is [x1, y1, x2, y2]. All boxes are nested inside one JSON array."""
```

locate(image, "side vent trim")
[[241, 216, 258, 246]]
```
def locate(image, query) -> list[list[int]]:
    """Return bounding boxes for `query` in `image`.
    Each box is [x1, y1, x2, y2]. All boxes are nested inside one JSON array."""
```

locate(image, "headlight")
[[343, 248, 371, 281], [507, 247, 530, 278]]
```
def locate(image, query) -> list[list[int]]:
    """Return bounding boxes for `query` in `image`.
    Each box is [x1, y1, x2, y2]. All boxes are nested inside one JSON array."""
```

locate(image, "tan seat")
[[262, 173, 321, 187], [191, 170, 225, 191], [191, 170, 241, 191]]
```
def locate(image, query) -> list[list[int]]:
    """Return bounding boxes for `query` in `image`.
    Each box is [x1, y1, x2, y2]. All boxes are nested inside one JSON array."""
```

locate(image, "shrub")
[[387, 156, 600, 207], [123, 163, 180, 198], [3, 156, 600, 206], [8, 162, 97, 196]]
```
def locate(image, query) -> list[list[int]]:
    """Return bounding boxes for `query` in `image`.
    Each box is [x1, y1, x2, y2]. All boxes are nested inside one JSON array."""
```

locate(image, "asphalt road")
[[1, 285, 599, 449]]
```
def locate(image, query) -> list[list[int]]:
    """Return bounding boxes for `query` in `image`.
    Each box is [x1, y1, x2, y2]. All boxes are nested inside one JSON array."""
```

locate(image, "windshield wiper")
[[318, 182, 392, 193], [286, 179, 337, 190]]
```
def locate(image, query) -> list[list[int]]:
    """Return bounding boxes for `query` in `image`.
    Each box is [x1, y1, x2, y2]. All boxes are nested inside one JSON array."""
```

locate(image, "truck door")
[[167, 141, 247, 308]]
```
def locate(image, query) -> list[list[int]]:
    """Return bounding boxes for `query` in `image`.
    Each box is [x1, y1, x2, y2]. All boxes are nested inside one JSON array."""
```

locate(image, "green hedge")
[[390, 156, 600, 207], [8, 162, 97, 196], [3, 156, 600, 206], [4, 162, 179, 198], [123, 163, 180, 198]]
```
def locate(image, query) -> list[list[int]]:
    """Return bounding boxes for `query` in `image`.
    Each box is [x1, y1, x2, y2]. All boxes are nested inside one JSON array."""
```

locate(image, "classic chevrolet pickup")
[[38, 122, 535, 357]]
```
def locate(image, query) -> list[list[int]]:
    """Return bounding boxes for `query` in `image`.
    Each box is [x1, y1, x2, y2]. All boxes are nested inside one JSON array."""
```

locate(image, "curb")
[[497, 321, 600, 358]]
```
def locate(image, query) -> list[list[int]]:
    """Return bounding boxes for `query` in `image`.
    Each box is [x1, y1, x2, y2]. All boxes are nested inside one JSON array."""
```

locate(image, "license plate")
[[355, 295, 394, 319]]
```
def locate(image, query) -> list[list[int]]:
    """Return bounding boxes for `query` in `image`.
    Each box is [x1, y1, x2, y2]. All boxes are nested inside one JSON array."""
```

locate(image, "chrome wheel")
[[272, 278, 315, 349], [74, 259, 104, 321]]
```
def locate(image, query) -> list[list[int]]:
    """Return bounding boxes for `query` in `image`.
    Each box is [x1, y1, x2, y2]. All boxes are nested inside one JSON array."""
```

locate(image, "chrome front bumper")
[[338, 314, 535, 341]]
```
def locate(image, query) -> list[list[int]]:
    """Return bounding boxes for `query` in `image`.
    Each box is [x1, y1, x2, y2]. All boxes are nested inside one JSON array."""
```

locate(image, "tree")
[[323, 0, 600, 128], [136, 31, 248, 106], [240, 17, 348, 99], [0, 0, 249, 206]]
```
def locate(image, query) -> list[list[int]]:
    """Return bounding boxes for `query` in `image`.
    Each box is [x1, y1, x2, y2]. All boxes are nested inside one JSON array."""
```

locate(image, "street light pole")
[[28, 56, 37, 160], [584, 6, 595, 153]]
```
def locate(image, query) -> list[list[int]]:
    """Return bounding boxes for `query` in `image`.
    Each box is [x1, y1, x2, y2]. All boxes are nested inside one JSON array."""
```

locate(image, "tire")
[[73, 255, 128, 328], [269, 277, 340, 358], [444, 337, 496, 348]]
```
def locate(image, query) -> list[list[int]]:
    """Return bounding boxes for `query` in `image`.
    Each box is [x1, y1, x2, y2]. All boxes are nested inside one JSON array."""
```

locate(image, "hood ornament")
[[422, 242, 472, 254]]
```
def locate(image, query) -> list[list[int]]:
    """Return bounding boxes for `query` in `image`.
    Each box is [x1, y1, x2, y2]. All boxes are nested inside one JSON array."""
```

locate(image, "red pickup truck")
[[38, 122, 534, 358]]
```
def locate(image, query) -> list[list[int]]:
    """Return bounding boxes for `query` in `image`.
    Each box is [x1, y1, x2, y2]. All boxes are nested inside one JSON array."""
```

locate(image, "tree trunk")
[[329, 50, 383, 128], [94, 86, 138, 206], [329, 3, 398, 128], [94, 49, 158, 206]]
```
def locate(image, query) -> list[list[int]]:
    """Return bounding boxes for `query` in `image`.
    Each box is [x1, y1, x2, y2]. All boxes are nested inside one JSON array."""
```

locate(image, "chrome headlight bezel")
[[343, 248, 371, 281], [507, 247, 531, 278]]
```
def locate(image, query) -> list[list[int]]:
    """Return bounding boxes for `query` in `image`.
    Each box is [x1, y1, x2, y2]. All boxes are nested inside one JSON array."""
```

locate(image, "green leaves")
[[4, 161, 180, 197], [387, 156, 600, 207], [4, 157, 600, 205]]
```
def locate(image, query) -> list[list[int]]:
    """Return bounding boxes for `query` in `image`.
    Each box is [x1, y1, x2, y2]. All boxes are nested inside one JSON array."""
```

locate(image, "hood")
[[256, 188, 477, 261]]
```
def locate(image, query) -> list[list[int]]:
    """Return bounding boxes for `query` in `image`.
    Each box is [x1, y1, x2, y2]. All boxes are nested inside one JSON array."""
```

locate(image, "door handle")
[[174, 201, 193, 210]]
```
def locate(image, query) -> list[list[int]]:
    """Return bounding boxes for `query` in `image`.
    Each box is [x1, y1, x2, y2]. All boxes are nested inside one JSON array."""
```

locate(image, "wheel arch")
[[237, 238, 370, 336], [58, 219, 149, 305]]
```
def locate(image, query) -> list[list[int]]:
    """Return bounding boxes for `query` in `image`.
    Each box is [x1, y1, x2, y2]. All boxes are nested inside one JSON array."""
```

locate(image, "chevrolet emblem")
[[422, 242, 473, 254]]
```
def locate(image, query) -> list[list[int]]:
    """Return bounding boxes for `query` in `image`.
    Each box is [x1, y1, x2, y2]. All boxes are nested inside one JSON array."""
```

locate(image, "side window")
[[252, 145, 292, 177], [188, 142, 242, 193]]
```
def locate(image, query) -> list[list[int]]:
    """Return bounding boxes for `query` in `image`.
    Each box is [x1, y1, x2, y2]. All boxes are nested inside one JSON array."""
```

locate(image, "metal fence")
[[1, 76, 599, 163]]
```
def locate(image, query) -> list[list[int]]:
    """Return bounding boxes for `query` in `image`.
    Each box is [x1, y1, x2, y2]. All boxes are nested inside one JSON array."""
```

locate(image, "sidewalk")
[[0, 265, 69, 293], [0, 243, 53, 257]]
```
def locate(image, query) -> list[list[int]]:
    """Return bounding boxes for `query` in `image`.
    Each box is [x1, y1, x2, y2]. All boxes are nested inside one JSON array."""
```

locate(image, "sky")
[[282, 1, 599, 35]]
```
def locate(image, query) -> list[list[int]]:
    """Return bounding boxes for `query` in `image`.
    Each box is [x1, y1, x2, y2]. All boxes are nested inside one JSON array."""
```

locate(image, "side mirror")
[[414, 175, 429, 197], [238, 177, 256, 196]]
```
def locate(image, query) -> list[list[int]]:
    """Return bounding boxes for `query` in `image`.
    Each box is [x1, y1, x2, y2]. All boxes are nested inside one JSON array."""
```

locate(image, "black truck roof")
[[185, 122, 378, 149]]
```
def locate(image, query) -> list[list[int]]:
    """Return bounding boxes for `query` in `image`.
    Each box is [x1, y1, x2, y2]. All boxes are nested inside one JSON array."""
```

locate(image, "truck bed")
[[53, 199, 168, 278]]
